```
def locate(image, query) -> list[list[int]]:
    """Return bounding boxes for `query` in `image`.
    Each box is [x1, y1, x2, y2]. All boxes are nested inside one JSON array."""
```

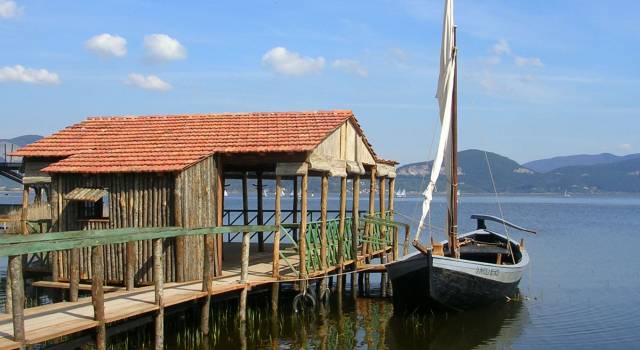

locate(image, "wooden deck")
[[0, 242, 301, 349]]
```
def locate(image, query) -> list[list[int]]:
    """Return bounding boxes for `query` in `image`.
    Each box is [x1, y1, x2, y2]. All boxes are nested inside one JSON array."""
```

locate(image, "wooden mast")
[[448, 26, 460, 259]]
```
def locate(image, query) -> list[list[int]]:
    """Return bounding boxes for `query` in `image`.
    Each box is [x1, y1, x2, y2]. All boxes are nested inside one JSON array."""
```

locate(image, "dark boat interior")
[[437, 214, 535, 265]]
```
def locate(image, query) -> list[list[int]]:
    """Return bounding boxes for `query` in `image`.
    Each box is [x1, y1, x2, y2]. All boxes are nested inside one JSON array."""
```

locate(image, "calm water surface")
[[1, 192, 639, 349]]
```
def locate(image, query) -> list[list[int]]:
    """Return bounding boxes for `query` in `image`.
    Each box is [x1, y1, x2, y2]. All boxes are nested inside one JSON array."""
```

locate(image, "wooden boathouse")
[[1, 110, 409, 349]]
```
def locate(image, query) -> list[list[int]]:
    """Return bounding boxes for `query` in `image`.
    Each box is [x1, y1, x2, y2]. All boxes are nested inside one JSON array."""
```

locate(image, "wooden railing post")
[[91, 245, 106, 350], [257, 171, 265, 252], [8, 255, 25, 348], [125, 241, 136, 290], [403, 225, 410, 257], [153, 238, 164, 349], [201, 233, 214, 334], [299, 173, 308, 283], [351, 174, 361, 294], [239, 230, 250, 323], [337, 176, 347, 294], [69, 248, 80, 302], [393, 227, 399, 261], [320, 174, 329, 295], [272, 176, 282, 278]]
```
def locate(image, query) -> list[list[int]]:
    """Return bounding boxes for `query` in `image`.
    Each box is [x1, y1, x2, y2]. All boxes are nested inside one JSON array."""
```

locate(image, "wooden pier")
[[2, 110, 410, 349]]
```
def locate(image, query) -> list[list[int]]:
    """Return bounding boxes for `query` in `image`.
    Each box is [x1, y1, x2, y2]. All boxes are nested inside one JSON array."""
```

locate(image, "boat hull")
[[387, 241, 528, 312]]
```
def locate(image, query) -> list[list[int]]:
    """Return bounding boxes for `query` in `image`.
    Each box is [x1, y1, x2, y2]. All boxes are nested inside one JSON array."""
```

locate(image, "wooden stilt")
[[337, 176, 347, 295], [378, 176, 387, 296], [4, 269, 11, 315], [91, 245, 106, 350], [8, 255, 24, 349], [257, 171, 264, 252], [242, 173, 249, 233], [153, 238, 164, 349], [216, 158, 224, 275], [273, 176, 282, 278], [174, 175, 184, 282]]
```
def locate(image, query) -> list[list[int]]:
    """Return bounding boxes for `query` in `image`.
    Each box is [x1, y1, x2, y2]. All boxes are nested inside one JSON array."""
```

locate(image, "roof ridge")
[[86, 110, 353, 121]]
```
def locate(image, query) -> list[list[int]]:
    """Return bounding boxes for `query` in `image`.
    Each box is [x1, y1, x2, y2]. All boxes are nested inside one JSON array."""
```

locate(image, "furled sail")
[[414, 0, 456, 241]]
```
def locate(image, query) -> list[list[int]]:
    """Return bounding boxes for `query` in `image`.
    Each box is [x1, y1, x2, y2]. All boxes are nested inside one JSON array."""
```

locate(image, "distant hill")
[[396, 150, 540, 193], [1, 135, 43, 147], [523, 153, 640, 173], [395, 149, 640, 193]]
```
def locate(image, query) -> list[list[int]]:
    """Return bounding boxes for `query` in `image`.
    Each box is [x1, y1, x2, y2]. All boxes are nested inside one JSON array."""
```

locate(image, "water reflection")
[[93, 285, 528, 349]]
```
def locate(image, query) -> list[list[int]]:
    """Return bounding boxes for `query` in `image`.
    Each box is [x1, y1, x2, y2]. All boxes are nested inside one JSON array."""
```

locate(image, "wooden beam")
[[272, 176, 282, 278], [201, 233, 214, 334], [216, 157, 224, 276], [91, 245, 105, 350]]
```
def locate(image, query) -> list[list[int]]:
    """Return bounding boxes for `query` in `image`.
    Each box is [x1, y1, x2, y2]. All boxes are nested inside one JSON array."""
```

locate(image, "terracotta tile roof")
[[13, 110, 361, 173]]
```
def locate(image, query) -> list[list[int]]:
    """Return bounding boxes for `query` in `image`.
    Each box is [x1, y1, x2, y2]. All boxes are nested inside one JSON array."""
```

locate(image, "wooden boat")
[[387, 215, 533, 312], [386, 0, 534, 312]]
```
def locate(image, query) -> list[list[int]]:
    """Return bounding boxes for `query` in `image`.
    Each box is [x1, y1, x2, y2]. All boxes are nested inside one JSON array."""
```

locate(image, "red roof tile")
[[13, 110, 374, 173]]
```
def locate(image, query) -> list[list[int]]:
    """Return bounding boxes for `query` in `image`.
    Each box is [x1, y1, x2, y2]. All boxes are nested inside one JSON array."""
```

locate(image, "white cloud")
[[143, 34, 186, 62], [332, 59, 368, 77], [493, 39, 511, 56], [86, 33, 127, 58], [0, 65, 59, 84], [515, 56, 544, 67], [0, 0, 21, 19], [262, 47, 325, 76], [125, 73, 172, 91]]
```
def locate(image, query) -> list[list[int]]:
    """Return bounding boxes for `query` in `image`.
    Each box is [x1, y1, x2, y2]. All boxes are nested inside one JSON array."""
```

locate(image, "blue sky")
[[0, 0, 638, 164]]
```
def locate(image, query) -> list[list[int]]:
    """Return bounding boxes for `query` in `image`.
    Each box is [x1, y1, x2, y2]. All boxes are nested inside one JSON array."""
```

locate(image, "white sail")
[[414, 0, 456, 241]]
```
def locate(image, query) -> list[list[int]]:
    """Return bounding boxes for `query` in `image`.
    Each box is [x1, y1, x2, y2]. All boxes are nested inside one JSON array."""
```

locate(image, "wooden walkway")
[[0, 243, 300, 349]]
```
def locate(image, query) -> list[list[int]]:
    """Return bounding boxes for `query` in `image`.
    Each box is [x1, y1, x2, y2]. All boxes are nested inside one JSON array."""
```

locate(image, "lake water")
[[1, 193, 639, 349]]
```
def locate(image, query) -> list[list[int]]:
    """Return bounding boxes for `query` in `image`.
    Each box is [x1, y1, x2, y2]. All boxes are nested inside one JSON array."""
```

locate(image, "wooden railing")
[[0, 224, 278, 350]]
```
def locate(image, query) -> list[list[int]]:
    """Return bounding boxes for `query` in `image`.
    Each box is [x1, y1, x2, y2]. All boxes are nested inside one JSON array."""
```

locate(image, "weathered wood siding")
[[51, 173, 176, 284], [174, 155, 219, 281], [310, 120, 376, 165]]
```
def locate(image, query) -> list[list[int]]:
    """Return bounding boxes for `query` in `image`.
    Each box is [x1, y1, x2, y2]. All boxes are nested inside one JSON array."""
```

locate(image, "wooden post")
[[21, 185, 28, 235], [153, 238, 164, 349], [403, 225, 410, 257], [201, 233, 214, 334], [257, 171, 265, 252], [239, 231, 250, 322], [337, 176, 347, 294], [125, 241, 136, 290], [366, 168, 376, 255], [299, 173, 308, 282], [351, 175, 360, 294], [174, 175, 185, 282], [8, 255, 24, 348], [242, 172, 249, 232], [272, 176, 282, 278], [320, 174, 329, 295], [69, 248, 80, 301], [216, 159, 224, 275], [91, 245, 106, 350], [292, 177, 298, 241]]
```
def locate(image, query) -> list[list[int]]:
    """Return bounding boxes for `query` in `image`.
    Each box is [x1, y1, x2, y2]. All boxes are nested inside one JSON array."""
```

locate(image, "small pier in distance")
[[1, 110, 410, 349]]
